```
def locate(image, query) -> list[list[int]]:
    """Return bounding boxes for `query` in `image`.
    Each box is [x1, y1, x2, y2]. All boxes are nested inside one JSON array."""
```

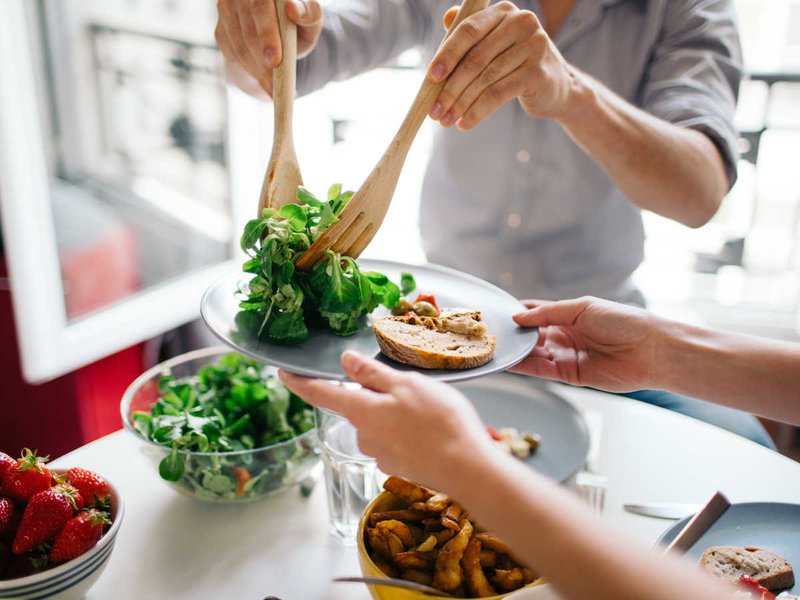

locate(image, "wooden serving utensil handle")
[[258, 0, 302, 215], [393, 0, 491, 148], [272, 0, 298, 142]]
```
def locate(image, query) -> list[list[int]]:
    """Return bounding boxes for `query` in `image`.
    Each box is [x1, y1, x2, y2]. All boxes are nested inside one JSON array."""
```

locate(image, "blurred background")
[[0, 0, 798, 457]]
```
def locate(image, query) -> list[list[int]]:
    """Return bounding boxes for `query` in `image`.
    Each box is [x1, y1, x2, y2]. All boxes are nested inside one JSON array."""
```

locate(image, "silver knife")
[[624, 502, 704, 520], [663, 491, 730, 555]]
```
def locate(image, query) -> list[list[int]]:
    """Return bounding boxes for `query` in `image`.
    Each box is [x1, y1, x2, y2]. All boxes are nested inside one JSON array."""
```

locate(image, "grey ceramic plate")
[[657, 502, 800, 593], [455, 373, 590, 482], [201, 259, 538, 382]]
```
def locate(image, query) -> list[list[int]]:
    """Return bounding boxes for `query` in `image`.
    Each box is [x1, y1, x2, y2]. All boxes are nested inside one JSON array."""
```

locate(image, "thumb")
[[341, 351, 403, 393], [512, 298, 590, 328], [286, 0, 323, 27], [442, 6, 458, 29]]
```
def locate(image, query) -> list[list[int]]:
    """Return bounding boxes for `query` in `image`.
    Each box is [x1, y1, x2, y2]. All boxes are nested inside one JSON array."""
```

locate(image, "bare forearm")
[[446, 452, 731, 600], [558, 71, 728, 228], [654, 321, 800, 425]]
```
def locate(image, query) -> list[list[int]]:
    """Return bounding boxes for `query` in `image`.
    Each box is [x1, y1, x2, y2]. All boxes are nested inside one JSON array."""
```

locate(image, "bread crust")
[[373, 314, 496, 370], [700, 546, 795, 591]]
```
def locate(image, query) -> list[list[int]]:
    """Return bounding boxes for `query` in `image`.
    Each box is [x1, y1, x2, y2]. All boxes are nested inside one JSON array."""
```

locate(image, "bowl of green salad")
[[120, 347, 319, 502]]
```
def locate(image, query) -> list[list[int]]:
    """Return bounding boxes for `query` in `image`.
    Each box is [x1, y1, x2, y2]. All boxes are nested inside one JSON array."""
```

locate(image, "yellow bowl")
[[357, 491, 543, 600]]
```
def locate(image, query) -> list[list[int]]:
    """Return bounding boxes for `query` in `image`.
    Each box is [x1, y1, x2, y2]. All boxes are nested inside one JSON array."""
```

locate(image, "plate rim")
[[200, 259, 539, 383], [656, 501, 800, 548], [456, 373, 591, 482]]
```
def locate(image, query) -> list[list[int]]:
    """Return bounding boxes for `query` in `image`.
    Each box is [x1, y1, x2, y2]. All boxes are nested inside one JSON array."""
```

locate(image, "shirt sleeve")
[[296, 0, 435, 96], [638, 0, 743, 189]]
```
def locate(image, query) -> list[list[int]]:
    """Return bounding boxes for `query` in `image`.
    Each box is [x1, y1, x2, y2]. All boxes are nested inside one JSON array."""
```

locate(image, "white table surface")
[[50, 383, 800, 600]]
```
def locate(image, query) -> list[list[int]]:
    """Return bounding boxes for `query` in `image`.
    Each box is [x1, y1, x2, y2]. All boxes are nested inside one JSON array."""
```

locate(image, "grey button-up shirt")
[[297, 0, 742, 305]]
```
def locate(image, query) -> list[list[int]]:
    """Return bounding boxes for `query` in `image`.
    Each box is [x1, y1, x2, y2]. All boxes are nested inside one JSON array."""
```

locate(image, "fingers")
[[277, 369, 381, 415], [217, 0, 272, 92], [341, 351, 406, 394], [250, 0, 280, 67], [454, 67, 526, 130], [442, 6, 458, 29], [286, 0, 323, 27], [507, 352, 565, 382], [512, 297, 592, 328], [428, 5, 504, 84], [432, 16, 521, 124]]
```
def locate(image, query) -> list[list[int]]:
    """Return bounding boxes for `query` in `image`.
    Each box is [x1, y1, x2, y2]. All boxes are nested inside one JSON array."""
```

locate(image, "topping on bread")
[[373, 310, 495, 370], [701, 546, 795, 591]]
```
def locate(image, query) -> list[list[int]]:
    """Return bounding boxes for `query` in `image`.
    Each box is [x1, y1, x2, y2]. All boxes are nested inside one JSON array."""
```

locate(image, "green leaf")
[[380, 280, 401, 309], [327, 183, 342, 200], [400, 272, 416, 296], [269, 310, 309, 344], [296, 186, 323, 207], [278, 204, 308, 232], [241, 219, 267, 252], [159, 446, 185, 482]]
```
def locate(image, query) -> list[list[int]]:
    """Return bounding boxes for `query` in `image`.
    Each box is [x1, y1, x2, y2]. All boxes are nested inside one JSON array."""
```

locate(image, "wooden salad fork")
[[258, 0, 303, 214], [295, 0, 491, 270]]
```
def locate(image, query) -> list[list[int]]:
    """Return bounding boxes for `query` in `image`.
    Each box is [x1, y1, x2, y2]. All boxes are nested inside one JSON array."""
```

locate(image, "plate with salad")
[[201, 184, 538, 382]]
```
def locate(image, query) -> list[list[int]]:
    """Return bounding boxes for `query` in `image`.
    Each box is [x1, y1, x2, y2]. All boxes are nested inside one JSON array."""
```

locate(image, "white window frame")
[[0, 0, 243, 383]]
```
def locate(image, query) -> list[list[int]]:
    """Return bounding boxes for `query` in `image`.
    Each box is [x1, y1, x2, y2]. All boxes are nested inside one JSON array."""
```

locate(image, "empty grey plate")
[[657, 502, 800, 593], [455, 373, 590, 482], [201, 259, 538, 382]]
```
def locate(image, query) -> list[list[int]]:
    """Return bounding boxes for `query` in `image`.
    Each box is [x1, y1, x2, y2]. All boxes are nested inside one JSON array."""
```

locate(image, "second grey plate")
[[201, 259, 538, 382], [657, 502, 800, 593], [456, 373, 590, 482]]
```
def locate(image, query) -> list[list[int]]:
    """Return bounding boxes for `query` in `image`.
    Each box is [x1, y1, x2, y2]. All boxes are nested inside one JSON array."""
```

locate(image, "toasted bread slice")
[[373, 311, 495, 370], [701, 546, 795, 591]]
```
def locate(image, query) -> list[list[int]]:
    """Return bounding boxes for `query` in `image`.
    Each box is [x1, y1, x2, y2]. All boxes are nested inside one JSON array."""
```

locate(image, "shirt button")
[[507, 213, 522, 229], [499, 272, 514, 287], [516, 150, 530, 164]]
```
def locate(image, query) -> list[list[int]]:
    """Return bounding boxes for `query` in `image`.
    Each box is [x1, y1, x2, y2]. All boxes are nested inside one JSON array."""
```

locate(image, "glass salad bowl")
[[120, 347, 319, 503]]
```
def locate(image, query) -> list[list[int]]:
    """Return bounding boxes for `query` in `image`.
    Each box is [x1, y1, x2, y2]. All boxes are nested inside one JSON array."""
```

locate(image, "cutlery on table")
[[258, 0, 303, 214], [624, 502, 703, 520], [333, 576, 453, 597], [294, 0, 491, 270], [662, 491, 730, 555]]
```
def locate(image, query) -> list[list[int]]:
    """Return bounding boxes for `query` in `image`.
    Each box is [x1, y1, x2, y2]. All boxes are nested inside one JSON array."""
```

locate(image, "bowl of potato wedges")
[[357, 476, 543, 599]]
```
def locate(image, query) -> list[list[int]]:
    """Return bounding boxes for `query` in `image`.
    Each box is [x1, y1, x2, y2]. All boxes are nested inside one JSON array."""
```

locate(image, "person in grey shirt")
[[215, 0, 774, 448]]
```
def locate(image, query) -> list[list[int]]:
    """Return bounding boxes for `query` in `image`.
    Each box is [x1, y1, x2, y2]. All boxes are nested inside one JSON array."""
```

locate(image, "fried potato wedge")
[[463, 539, 497, 598], [376, 520, 416, 550], [368, 509, 429, 527], [433, 519, 473, 592], [492, 568, 526, 593], [384, 476, 432, 504]]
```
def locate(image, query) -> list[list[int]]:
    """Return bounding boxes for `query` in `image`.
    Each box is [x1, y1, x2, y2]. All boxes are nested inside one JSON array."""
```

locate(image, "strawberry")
[[66, 468, 110, 507], [0, 498, 19, 543], [5, 449, 51, 504], [52, 475, 85, 511], [12, 488, 77, 554], [49, 509, 110, 564], [0, 452, 15, 488]]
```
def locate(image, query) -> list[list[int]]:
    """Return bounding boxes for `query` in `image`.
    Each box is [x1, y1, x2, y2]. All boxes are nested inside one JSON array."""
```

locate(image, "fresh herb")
[[238, 184, 410, 343], [132, 353, 317, 500]]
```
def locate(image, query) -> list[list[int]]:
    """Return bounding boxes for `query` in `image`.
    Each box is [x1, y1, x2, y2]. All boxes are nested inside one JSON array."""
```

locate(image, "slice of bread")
[[373, 311, 495, 370], [701, 546, 795, 591]]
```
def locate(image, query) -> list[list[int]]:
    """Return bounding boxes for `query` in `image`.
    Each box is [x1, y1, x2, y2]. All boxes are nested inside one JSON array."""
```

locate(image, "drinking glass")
[[315, 407, 383, 544]]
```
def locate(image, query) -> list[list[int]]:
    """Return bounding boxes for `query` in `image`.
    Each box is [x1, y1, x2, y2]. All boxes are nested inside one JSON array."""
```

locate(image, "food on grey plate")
[[486, 426, 541, 459], [238, 184, 415, 344], [365, 476, 538, 597], [701, 546, 795, 591], [374, 299, 496, 370], [131, 352, 316, 500]]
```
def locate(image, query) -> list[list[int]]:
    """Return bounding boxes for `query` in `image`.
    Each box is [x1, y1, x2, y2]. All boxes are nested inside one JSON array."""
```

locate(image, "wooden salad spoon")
[[295, 0, 490, 270], [258, 0, 303, 214]]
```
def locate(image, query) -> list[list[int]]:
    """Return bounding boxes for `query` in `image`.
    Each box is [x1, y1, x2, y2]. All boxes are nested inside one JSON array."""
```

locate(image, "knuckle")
[[458, 19, 483, 42], [515, 10, 541, 31], [497, 1, 516, 12], [464, 47, 489, 71]]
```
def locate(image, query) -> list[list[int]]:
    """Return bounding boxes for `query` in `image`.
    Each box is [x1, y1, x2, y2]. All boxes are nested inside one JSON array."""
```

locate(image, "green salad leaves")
[[132, 353, 317, 500], [238, 184, 411, 344]]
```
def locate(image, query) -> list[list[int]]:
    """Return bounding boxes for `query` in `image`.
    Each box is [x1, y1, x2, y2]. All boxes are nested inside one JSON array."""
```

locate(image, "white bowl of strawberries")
[[0, 449, 124, 600]]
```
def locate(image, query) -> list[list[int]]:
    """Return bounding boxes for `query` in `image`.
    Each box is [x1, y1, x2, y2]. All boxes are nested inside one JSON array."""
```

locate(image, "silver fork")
[[575, 410, 607, 515]]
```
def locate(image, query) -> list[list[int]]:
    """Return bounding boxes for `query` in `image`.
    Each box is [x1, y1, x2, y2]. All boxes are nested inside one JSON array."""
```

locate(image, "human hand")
[[278, 351, 496, 490], [510, 297, 665, 392], [427, 1, 587, 130], [215, 0, 323, 96]]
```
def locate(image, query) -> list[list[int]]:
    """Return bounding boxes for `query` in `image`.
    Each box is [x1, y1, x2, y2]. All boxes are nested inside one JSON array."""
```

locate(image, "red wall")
[[0, 258, 144, 459]]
